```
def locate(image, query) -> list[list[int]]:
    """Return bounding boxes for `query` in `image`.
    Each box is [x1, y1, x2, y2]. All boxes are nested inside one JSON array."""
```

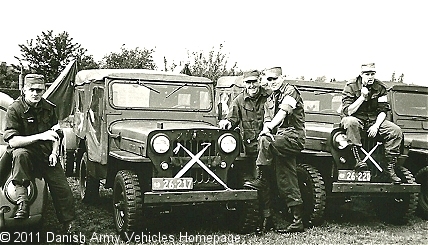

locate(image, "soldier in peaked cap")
[[244, 67, 306, 233], [219, 70, 271, 201], [4, 74, 76, 233], [341, 63, 403, 183]]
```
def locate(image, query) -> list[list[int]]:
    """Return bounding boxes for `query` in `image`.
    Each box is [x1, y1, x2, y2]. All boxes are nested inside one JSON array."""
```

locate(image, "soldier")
[[4, 74, 76, 233], [245, 67, 305, 233], [341, 63, 403, 183], [219, 70, 271, 183]]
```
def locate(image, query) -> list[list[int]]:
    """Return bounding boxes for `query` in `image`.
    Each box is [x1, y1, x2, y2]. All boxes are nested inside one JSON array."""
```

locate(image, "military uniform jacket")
[[264, 83, 306, 140], [227, 87, 271, 153], [342, 76, 390, 121], [4, 96, 58, 158]]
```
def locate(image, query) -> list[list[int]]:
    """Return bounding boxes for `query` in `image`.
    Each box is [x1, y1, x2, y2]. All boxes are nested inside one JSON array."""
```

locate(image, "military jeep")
[[288, 80, 421, 225], [62, 69, 258, 237], [387, 84, 428, 218]]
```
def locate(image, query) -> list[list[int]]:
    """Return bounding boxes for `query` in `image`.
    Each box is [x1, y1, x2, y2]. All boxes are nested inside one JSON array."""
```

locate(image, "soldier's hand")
[[219, 120, 232, 130], [38, 130, 60, 141], [361, 87, 369, 99], [49, 153, 58, 167], [258, 125, 275, 141], [367, 124, 379, 138]]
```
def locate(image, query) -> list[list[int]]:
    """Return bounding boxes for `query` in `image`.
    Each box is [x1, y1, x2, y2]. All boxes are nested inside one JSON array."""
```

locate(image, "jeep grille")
[[361, 137, 385, 155], [172, 140, 216, 157], [147, 129, 241, 190]]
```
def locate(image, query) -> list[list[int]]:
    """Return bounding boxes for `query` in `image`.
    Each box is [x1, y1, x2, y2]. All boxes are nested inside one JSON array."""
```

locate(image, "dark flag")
[[43, 60, 78, 121]]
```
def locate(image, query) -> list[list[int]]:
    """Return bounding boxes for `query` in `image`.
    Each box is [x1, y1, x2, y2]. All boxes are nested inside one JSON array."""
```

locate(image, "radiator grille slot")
[[361, 137, 385, 155], [190, 168, 216, 184]]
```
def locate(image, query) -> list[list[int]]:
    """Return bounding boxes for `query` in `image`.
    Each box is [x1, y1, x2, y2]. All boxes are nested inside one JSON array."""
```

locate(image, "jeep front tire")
[[415, 166, 428, 219], [230, 199, 260, 234], [113, 170, 144, 240], [375, 166, 418, 224], [297, 163, 326, 227]]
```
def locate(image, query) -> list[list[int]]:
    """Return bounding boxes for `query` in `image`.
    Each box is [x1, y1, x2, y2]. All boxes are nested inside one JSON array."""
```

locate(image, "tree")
[[185, 43, 241, 84], [78, 53, 99, 70], [398, 73, 404, 83], [0, 62, 19, 88], [391, 71, 396, 82], [17, 30, 95, 83], [100, 45, 156, 69], [315, 76, 327, 83]]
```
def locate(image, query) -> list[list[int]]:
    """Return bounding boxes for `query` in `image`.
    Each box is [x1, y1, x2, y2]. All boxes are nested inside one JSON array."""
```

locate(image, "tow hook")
[[0, 206, 11, 229]]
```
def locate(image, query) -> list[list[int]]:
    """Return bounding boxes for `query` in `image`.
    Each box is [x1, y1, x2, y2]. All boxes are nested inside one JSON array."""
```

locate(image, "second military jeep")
[[62, 69, 259, 237], [289, 80, 421, 225]]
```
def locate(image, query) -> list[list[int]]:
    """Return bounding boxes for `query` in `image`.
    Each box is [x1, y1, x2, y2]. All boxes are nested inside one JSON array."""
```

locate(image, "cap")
[[24, 74, 46, 89], [361, 63, 376, 73], [242, 70, 260, 82], [263, 67, 282, 78]]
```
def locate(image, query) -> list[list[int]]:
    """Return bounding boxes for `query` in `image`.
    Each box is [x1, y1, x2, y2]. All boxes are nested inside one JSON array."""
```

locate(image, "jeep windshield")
[[300, 90, 342, 114], [110, 80, 212, 110], [393, 92, 428, 117]]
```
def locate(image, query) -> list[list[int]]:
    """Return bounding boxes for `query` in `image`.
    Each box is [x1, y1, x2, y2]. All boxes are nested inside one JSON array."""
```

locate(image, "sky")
[[1, 0, 427, 85]]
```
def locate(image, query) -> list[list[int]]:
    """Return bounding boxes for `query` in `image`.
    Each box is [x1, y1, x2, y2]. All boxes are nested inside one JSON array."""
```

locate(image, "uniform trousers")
[[11, 147, 75, 223], [256, 128, 304, 217], [341, 116, 402, 156]]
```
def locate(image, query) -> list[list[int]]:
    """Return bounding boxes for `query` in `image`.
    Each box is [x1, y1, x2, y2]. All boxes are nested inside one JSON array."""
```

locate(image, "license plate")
[[338, 170, 371, 182], [152, 178, 193, 191]]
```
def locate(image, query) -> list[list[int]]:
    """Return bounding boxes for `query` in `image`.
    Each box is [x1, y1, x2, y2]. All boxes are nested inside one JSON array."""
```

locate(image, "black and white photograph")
[[0, 1, 427, 244]]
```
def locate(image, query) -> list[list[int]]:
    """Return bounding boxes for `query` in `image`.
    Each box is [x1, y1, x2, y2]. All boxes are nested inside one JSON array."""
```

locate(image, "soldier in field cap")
[[4, 73, 76, 233], [219, 70, 271, 219], [361, 62, 376, 73], [244, 66, 306, 234], [24, 74, 45, 87], [341, 63, 403, 184], [263, 66, 282, 78]]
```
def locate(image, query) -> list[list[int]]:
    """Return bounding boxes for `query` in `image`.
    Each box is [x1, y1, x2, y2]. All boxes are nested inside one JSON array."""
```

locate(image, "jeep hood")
[[110, 120, 218, 140], [404, 132, 428, 150]]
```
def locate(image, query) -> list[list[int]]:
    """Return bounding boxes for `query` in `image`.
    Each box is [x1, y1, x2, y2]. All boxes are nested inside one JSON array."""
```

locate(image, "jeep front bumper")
[[332, 182, 420, 193], [143, 189, 257, 204]]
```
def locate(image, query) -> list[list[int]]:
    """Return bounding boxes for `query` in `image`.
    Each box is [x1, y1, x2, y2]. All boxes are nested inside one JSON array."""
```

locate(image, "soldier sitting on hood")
[[341, 63, 403, 184]]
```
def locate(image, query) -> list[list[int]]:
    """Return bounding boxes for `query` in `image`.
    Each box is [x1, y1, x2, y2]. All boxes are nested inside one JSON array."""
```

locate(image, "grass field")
[[16, 177, 428, 244]]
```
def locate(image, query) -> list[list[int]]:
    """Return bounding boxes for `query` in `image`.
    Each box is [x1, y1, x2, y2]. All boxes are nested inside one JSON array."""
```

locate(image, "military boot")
[[14, 201, 29, 219], [14, 185, 29, 219], [351, 145, 368, 171], [262, 216, 275, 233], [276, 205, 304, 233], [243, 166, 267, 190], [386, 156, 401, 184]]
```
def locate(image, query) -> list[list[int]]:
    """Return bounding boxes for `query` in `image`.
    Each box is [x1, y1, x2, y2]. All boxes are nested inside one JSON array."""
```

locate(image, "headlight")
[[332, 131, 348, 150], [151, 134, 170, 153], [218, 133, 237, 153]]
